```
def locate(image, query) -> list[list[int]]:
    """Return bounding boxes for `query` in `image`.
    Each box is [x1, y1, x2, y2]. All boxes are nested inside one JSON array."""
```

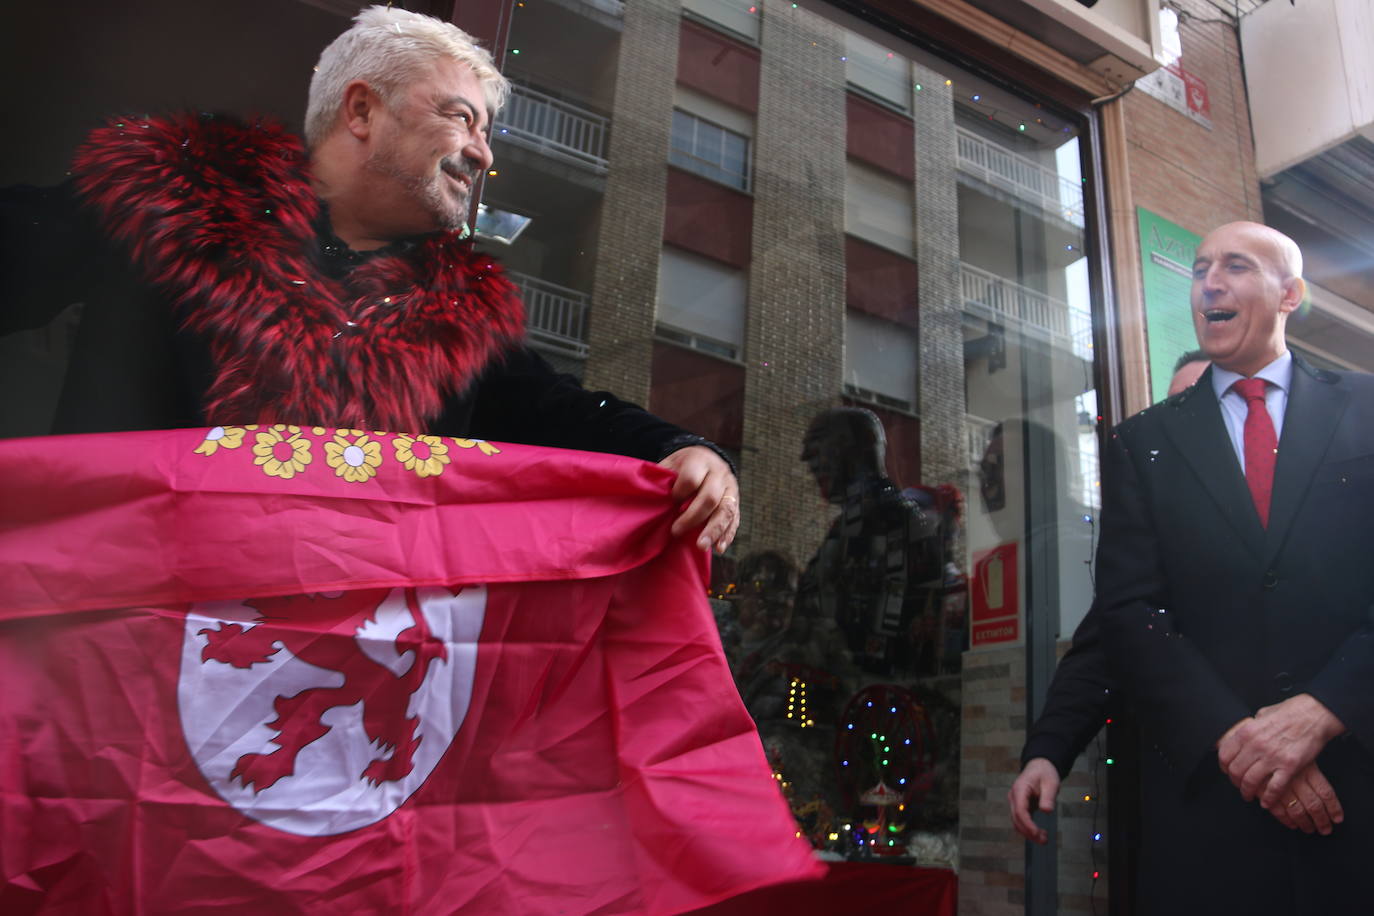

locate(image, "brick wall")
[[582, 0, 680, 403], [1123, 1, 1264, 235], [734, 0, 848, 567], [911, 62, 969, 504], [960, 645, 1107, 916]]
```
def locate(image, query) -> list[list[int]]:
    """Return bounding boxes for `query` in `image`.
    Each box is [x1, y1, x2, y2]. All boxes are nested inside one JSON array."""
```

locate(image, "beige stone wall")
[[733, 0, 848, 567], [581, 0, 680, 404], [912, 63, 969, 499], [959, 645, 1107, 916]]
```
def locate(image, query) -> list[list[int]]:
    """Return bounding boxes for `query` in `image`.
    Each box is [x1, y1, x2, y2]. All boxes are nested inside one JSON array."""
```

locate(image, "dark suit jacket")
[[1095, 359, 1374, 915]]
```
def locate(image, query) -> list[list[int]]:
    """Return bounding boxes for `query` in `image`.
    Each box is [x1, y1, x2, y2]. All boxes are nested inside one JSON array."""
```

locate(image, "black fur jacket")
[[1, 113, 706, 465]]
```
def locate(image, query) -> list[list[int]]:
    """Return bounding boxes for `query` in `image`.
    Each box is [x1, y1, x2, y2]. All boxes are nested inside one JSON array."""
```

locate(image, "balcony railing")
[[960, 262, 1093, 361], [494, 84, 610, 173], [509, 271, 591, 359], [955, 127, 1084, 228]]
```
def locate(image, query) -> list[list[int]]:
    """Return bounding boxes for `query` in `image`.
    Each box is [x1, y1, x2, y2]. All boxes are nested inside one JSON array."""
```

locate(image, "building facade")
[[4, 0, 1357, 913]]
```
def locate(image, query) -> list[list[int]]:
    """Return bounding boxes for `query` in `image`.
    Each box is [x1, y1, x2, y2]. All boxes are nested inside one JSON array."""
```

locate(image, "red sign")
[[1178, 64, 1210, 119], [970, 542, 1019, 647], [1164, 61, 1211, 120], [972, 617, 1020, 647], [971, 542, 1018, 622]]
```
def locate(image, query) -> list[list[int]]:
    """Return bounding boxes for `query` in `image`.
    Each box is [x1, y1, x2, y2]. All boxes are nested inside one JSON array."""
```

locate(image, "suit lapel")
[[1161, 367, 1265, 559], [1264, 359, 1347, 562]]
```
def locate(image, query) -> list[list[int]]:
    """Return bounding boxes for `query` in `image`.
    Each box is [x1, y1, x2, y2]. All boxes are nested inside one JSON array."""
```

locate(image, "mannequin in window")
[[797, 407, 953, 678]]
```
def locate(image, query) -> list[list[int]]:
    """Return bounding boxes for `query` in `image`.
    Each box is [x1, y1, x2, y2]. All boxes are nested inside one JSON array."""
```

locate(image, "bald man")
[[1086, 221, 1374, 914]]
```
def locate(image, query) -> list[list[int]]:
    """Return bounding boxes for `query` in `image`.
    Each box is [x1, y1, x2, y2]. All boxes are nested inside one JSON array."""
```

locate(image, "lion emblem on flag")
[[178, 585, 486, 837]]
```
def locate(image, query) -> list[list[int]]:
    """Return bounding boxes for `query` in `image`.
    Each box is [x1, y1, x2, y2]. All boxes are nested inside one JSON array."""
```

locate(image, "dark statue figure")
[[798, 407, 958, 678]]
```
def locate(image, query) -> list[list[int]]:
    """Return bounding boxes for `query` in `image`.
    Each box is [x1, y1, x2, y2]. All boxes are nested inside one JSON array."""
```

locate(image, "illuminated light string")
[[1085, 718, 1112, 915], [785, 676, 815, 728], [1081, 507, 1107, 913], [836, 690, 929, 853]]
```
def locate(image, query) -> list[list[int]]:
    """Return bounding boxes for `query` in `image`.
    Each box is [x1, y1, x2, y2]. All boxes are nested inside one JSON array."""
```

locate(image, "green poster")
[[1137, 207, 1201, 402]]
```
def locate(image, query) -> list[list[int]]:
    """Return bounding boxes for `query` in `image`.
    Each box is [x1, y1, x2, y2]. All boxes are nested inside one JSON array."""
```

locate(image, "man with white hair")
[[0, 6, 738, 553]]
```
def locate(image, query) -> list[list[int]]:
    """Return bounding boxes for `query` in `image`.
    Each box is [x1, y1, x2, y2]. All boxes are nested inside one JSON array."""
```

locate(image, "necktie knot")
[[1233, 377, 1268, 403]]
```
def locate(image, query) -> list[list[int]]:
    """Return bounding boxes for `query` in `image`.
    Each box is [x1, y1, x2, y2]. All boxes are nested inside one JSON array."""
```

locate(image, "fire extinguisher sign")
[[971, 542, 1019, 647]]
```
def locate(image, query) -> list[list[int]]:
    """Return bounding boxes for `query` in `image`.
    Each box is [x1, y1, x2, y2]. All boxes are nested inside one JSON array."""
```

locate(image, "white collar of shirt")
[[1210, 350, 1293, 472]]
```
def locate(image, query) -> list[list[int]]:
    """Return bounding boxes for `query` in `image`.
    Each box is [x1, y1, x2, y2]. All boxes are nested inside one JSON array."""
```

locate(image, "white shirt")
[[1210, 350, 1292, 475]]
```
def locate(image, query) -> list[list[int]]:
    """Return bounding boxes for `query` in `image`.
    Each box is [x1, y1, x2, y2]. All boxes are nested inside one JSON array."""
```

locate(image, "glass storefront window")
[[483, 0, 1102, 877], [1, 0, 1106, 906]]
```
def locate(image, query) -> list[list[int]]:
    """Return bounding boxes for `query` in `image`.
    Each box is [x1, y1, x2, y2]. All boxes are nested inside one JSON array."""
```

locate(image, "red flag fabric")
[[0, 426, 821, 915]]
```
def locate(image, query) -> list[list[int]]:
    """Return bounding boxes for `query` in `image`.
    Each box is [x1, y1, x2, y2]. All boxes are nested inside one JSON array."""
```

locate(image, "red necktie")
[[1233, 377, 1277, 527]]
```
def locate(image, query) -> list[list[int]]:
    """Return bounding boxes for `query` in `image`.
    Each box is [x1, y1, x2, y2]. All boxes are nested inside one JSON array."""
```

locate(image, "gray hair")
[[304, 5, 509, 148]]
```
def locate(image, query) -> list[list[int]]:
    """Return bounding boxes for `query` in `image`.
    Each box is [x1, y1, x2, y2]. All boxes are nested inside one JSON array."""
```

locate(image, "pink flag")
[[0, 426, 820, 914]]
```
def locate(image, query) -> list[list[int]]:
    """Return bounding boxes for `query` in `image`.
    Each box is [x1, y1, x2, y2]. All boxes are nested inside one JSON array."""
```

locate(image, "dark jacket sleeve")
[[1, 182, 103, 335], [1306, 608, 1374, 760], [1021, 608, 1114, 778], [461, 345, 734, 469]]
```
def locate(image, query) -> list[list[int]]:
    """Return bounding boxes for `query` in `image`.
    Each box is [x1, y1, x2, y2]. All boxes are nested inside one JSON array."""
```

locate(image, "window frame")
[[669, 108, 754, 193]]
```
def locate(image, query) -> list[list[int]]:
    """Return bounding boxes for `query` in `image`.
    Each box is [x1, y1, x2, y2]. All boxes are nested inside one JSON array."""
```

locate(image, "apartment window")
[[656, 246, 747, 360], [844, 310, 917, 413], [845, 160, 914, 256], [845, 31, 911, 112], [671, 109, 752, 191], [681, 0, 760, 42]]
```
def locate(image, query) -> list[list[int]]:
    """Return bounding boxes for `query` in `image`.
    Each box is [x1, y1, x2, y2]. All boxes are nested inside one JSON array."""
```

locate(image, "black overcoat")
[[1095, 360, 1374, 915]]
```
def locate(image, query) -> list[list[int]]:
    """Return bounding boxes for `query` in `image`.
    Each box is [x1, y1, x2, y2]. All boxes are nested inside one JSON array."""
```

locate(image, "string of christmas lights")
[[786, 676, 815, 728], [1084, 511, 1107, 912]]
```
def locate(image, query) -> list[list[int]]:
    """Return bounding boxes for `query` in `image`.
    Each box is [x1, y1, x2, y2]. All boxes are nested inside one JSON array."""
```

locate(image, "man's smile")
[[440, 158, 473, 190]]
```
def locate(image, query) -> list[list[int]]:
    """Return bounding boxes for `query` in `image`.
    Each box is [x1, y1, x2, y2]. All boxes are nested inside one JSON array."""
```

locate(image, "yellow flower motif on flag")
[[324, 430, 383, 483], [453, 437, 501, 456], [253, 427, 312, 479], [194, 426, 246, 456], [394, 434, 450, 478]]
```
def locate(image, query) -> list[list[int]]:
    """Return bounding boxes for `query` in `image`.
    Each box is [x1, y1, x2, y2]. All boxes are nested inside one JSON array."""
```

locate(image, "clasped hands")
[[1216, 693, 1347, 836]]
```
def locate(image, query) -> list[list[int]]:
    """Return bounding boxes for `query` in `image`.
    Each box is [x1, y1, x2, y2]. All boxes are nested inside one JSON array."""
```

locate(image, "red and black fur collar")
[[70, 113, 524, 433]]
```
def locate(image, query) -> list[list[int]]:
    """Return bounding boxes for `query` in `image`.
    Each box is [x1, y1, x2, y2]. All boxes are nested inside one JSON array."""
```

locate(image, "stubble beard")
[[364, 149, 471, 233]]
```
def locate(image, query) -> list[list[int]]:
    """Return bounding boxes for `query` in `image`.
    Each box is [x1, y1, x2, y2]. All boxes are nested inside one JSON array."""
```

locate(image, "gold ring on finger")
[[1286, 798, 1301, 809]]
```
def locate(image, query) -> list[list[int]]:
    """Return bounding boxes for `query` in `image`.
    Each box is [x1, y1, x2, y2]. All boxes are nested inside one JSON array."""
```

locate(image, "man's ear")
[[341, 81, 378, 140], [1279, 276, 1307, 315]]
